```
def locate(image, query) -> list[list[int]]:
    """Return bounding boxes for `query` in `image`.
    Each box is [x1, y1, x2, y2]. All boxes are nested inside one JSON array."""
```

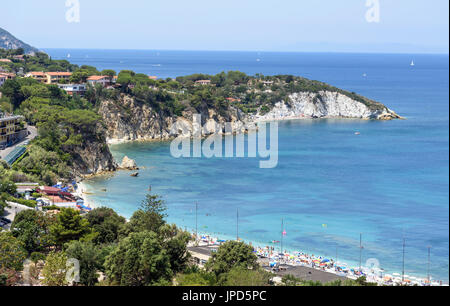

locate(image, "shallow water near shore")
[[57, 50, 449, 282]]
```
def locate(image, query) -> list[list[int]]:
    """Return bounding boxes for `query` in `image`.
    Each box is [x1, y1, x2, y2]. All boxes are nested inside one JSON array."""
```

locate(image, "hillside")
[[0, 50, 401, 184], [0, 27, 40, 54]]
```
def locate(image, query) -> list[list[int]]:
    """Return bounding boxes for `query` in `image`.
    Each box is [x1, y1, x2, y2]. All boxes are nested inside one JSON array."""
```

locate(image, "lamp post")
[[427, 246, 431, 284], [236, 208, 239, 241], [195, 202, 198, 246], [359, 233, 363, 273], [402, 238, 406, 282]]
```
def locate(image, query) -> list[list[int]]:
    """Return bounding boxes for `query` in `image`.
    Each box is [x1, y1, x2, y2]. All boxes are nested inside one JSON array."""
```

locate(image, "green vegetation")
[[0, 48, 77, 75], [205, 240, 259, 276], [2, 191, 383, 287], [11, 210, 54, 254], [0, 232, 27, 271], [0, 71, 105, 185], [50, 208, 95, 247]]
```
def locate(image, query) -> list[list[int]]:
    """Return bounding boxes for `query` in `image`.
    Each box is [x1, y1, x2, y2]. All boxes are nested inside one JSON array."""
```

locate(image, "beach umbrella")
[[321, 258, 330, 263], [392, 273, 401, 276]]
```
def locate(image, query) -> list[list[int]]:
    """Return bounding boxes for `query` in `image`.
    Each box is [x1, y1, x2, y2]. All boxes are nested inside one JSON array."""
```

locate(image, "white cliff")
[[252, 91, 402, 122], [99, 91, 402, 144]]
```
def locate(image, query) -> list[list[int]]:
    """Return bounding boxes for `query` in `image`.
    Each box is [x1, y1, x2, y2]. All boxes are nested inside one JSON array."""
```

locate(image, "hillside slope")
[[0, 27, 40, 54]]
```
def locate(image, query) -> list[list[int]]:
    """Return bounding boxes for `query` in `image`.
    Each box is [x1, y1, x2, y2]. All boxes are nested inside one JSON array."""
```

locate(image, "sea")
[[45, 49, 449, 282]]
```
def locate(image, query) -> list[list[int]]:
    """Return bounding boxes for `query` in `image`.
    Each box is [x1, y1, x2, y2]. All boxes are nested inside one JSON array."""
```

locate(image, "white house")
[[87, 75, 112, 87], [57, 84, 87, 96]]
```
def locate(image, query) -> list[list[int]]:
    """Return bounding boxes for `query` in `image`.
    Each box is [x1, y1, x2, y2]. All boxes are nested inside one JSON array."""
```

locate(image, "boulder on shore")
[[120, 156, 139, 170]]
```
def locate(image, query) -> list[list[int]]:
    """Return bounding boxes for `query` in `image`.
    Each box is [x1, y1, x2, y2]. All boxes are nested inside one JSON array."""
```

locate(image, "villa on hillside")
[[226, 97, 241, 103], [87, 75, 114, 87], [195, 80, 211, 85], [0, 113, 27, 150], [12, 55, 25, 61], [0, 72, 16, 87], [25, 71, 72, 84], [25, 71, 47, 83], [57, 84, 87, 96], [46, 72, 72, 84]]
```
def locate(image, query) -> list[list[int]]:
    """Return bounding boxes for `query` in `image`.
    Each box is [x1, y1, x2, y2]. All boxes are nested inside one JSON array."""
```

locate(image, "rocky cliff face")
[[98, 94, 248, 143], [98, 91, 402, 143], [69, 123, 117, 178], [252, 91, 402, 122]]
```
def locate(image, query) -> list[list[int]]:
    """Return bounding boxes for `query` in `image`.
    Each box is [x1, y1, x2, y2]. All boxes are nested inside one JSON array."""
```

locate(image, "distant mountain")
[[0, 27, 40, 54]]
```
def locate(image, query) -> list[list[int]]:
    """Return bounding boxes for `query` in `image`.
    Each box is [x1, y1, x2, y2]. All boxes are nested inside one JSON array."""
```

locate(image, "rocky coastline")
[[98, 90, 403, 145]]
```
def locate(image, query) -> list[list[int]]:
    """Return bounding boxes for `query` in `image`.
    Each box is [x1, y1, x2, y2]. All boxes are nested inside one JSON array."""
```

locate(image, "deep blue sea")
[[46, 49, 449, 281]]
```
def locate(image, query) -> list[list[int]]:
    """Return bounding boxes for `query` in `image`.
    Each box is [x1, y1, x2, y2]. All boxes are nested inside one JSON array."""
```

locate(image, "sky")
[[1, 0, 449, 53]]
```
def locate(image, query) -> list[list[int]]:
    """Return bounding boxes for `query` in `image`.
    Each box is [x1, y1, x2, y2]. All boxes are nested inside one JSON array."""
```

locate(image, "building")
[[12, 55, 25, 61], [148, 76, 158, 80], [0, 72, 16, 87], [0, 59, 12, 63], [0, 114, 27, 149], [195, 80, 211, 85], [15, 182, 39, 199], [57, 84, 87, 96], [25, 71, 47, 83], [25, 71, 72, 84], [87, 75, 111, 87], [45, 72, 72, 84], [261, 81, 274, 86], [36, 186, 77, 207], [226, 97, 241, 103]]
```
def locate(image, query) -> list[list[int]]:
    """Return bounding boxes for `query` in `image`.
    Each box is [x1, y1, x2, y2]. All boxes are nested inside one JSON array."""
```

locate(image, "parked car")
[[1, 217, 11, 224]]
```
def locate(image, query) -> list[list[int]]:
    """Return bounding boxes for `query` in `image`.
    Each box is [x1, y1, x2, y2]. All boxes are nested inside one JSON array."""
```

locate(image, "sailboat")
[[410, 60, 415, 67], [67, 53, 71, 59]]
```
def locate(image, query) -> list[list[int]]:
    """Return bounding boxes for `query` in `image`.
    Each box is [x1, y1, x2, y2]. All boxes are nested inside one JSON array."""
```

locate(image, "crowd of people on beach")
[[196, 234, 446, 287]]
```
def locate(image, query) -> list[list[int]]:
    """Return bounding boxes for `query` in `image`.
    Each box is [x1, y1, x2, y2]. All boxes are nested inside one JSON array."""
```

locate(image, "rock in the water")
[[120, 156, 139, 170]]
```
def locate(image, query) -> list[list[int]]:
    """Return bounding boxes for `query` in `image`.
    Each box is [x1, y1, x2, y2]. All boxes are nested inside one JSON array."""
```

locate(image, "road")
[[0, 125, 37, 160], [1, 201, 33, 230]]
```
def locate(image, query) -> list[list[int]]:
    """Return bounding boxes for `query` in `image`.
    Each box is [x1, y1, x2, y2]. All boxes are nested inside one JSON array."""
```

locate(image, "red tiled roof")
[[28, 71, 46, 76], [38, 186, 61, 193], [0, 72, 15, 78], [87, 75, 109, 81], [46, 72, 72, 76]]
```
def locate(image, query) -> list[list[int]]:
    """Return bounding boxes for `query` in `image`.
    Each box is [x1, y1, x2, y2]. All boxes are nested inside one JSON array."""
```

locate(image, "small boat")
[[67, 53, 71, 58], [410, 60, 415, 66], [130, 172, 139, 177], [355, 132, 361, 135]]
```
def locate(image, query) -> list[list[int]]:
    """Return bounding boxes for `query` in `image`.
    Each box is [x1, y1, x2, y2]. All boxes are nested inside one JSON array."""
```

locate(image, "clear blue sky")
[[2, 0, 449, 53]]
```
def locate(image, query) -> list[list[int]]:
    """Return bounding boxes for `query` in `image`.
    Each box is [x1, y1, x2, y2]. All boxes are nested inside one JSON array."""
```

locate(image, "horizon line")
[[40, 47, 450, 56]]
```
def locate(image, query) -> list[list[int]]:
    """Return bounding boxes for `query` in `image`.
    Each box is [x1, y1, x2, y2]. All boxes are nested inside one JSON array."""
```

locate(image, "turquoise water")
[[47, 50, 449, 281]]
